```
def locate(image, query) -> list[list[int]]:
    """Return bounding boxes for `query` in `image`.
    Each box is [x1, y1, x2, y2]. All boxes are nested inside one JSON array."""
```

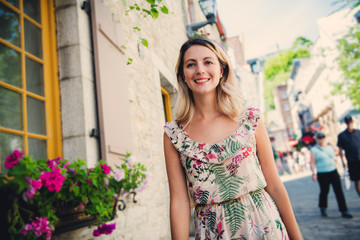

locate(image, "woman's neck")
[[193, 92, 221, 121]]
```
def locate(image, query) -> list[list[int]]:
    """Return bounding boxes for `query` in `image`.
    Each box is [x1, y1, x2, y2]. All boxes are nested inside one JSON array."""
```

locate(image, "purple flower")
[[5, 150, 24, 169], [47, 157, 61, 168], [127, 156, 136, 167], [113, 169, 125, 182], [93, 223, 116, 237]]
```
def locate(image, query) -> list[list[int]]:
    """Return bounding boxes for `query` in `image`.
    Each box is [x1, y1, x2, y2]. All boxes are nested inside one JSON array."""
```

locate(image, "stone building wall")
[[54, 0, 224, 239]]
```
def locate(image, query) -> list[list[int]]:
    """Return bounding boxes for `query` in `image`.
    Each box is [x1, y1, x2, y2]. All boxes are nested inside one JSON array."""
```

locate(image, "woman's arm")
[[310, 152, 318, 182], [255, 120, 302, 240], [163, 133, 191, 240]]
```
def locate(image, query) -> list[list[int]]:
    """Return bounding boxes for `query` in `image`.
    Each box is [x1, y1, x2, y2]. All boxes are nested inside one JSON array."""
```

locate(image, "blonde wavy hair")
[[175, 37, 244, 126]]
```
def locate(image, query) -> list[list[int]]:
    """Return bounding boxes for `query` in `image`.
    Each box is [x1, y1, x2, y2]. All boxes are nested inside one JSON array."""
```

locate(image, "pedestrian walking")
[[163, 37, 302, 240], [310, 132, 353, 218], [337, 115, 360, 198]]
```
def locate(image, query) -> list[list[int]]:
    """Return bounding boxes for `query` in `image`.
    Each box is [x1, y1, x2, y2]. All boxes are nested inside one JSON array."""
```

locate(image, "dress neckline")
[[175, 119, 245, 146]]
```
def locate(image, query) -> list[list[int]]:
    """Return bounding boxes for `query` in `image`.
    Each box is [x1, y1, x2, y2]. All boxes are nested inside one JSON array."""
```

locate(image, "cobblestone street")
[[283, 171, 360, 240]]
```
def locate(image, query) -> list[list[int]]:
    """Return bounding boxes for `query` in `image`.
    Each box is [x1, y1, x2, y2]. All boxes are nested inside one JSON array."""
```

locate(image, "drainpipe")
[[81, 0, 102, 160]]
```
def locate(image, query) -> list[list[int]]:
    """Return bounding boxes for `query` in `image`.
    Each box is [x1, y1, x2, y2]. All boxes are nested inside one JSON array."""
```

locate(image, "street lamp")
[[187, 0, 217, 37]]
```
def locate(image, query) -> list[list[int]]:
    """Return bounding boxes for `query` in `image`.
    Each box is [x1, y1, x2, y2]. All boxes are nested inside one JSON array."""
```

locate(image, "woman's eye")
[[205, 61, 213, 65], [186, 63, 195, 68]]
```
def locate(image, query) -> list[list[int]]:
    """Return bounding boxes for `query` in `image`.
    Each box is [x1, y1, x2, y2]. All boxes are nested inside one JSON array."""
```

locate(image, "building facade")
[[0, 0, 232, 239]]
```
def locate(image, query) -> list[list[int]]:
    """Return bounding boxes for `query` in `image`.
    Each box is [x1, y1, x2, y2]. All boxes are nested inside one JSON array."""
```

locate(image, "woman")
[[310, 131, 353, 218], [163, 37, 302, 239]]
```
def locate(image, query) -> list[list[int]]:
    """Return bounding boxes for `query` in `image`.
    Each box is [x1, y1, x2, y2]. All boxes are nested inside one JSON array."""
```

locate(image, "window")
[[283, 102, 289, 111], [281, 89, 287, 99], [0, 0, 61, 173], [286, 114, 292, 124], [161, 87, 172, 122]]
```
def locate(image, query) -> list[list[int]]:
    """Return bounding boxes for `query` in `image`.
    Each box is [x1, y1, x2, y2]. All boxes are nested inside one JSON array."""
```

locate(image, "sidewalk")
[[283, 171, 360, 240]]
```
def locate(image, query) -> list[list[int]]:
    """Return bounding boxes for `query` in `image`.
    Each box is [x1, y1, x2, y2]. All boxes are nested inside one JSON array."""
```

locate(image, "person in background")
[[337, 115, 360, 198], [311, 132, 353, 218]]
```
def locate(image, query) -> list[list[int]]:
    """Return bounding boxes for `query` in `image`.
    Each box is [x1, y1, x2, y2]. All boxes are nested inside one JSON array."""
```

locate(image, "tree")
[[263, 37, 312, 110], [333, 24, 360, 109]]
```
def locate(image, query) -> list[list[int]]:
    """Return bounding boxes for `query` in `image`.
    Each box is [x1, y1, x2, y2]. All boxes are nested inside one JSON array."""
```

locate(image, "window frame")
[[0, 0, 62, 168]]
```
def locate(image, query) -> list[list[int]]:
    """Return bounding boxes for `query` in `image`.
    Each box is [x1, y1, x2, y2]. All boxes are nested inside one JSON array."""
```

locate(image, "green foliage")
[[0, 151, 147, 239], [333, 24, 360, 109], [263, 36, 312, 110], [122, 0, 170, 65]]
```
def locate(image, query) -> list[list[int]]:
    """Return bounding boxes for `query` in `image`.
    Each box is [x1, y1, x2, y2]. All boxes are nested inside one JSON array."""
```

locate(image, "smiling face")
[[182, 45, 223, 96]]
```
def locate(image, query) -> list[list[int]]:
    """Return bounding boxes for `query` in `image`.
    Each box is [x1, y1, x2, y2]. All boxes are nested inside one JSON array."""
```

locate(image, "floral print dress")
[[164, 108, 289, 240]]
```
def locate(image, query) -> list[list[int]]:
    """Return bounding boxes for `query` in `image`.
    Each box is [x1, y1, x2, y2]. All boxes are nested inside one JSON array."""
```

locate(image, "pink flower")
[[93, 223, 116, 237], [104, 178, 109, 188], [196, 160, 202, 165], [22, 217, 51, 238], [47, 157, 61, 168], [63, 162, 70, 168], [127, 156, 136, 167], [101, 164, 111, 174], [113, 169, 125, 182], [136, 173, 151, 192], [199, 143, 206, 150], [40, 167, 65, 192], [23, 177, 42, 202], [5, 150, 24, 169]]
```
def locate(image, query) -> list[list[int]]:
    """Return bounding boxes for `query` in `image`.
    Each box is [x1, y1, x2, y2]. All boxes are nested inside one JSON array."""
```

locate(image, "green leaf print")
[[276, 219, 283, 232], [185, 158, 192, 170], [200, 190, 210, 204], [208, 211, 217, 233], [219, 140, 244, 161], [219, 175, 244, 201], [224, 201, 247, 237], [250, 191, 266, 215]]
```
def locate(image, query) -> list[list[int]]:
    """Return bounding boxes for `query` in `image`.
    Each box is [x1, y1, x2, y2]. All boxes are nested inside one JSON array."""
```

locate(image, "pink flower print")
[[5, 149, 24, 169], [206, 153, 217, 159], [40, 167, 65, 192], [101, 164, 111, 174], [232, 155, 244, 164], [217, 222, 222, 234], [249, 110, 254, 118], [243, 151, 250, 158], [226, 162, 239, 175], [193, 164, 197, 169], [199, 143, 206, 150], [113, 169, 125, 182], [196, 160, 202, 165]]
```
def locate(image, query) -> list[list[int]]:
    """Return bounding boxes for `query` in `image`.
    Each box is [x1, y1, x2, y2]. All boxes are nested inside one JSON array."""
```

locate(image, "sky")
[[217, 0, 340, 60]]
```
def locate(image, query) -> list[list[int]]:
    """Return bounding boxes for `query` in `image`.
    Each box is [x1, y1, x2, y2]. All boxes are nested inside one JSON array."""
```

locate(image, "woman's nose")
[[196, 63, 205, 74]]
